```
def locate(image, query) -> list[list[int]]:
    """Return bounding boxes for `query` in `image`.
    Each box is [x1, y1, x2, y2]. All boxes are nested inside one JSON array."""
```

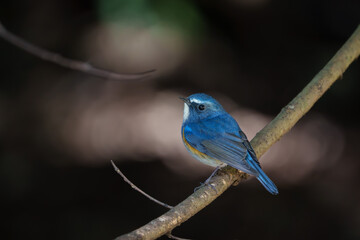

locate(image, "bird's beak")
[[179, 97, 191, 106]]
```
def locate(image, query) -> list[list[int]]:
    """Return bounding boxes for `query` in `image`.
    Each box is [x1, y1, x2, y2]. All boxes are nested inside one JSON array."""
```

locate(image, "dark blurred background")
[[1, 0, 360, 239]]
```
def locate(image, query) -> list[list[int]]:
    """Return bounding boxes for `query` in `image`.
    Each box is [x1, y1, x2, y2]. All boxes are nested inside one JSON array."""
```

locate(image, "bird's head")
[[180, 93, 225, 123]]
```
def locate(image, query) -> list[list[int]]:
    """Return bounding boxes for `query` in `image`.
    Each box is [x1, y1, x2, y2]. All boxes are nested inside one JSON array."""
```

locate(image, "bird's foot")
[[193, 166, 223, 193], [193, 181, 217, 193]]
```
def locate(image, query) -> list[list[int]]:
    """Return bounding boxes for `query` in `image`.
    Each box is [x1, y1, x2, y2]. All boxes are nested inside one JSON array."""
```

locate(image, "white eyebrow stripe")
[[190, 99, 211, 105], [190, 99, 202, 104]]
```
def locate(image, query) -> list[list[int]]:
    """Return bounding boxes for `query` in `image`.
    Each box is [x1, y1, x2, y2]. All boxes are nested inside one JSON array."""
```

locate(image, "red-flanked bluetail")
[[180, 93, 278, 195]]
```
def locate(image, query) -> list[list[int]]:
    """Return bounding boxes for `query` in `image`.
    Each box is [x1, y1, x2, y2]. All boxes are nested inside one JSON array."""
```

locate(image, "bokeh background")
[[1, 0, 360, 239]]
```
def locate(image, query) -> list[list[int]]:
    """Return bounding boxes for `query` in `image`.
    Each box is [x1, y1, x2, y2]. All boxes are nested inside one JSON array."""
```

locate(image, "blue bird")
[[180, 93, 278, 195]]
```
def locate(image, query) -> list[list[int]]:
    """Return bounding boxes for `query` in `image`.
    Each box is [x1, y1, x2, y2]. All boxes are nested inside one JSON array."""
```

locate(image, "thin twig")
[[166, 232, 191, 240], [110, 160, 173, 209], [0, 20, 155, 80], [116, 24, 360, 240]]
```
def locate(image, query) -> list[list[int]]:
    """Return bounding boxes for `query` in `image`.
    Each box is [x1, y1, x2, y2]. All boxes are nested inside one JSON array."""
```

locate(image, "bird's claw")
[[194, 181, 218, 194], [193, 183, 204, 192]]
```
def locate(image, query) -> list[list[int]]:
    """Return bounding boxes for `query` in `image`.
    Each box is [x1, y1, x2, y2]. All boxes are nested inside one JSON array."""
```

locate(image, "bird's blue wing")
[[237, 130, 260, 165], [183, 114, 258, 175], [201, 133, 258, 175]]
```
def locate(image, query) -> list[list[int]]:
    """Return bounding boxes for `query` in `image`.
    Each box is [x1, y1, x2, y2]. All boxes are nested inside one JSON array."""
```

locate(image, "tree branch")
[[111, 160, 173, 209], [0, 20, 154, 81], [116, 25, 360, 240]]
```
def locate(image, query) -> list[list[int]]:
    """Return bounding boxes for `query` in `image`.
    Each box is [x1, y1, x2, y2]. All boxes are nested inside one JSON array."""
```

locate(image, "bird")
[[180, 93, 278, 195]]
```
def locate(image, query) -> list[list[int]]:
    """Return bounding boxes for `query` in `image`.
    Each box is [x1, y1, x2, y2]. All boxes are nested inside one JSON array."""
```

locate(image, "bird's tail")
[[246, 155, 279, 195], [256, 168, 279, 195]]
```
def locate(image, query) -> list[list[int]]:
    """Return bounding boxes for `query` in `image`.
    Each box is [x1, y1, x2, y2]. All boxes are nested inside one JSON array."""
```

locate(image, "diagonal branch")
[[116, 24, 360, 240], [0, 20, 155, 81], [111, 160, 173, 209]]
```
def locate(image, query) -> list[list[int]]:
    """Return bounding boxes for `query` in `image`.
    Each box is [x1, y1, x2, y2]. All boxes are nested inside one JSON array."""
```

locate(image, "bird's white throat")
[[183, 103, 189, 121]]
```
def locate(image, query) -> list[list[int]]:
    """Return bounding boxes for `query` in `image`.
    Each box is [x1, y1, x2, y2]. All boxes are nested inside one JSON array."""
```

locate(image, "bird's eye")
[[198, 104, 205, 111]]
